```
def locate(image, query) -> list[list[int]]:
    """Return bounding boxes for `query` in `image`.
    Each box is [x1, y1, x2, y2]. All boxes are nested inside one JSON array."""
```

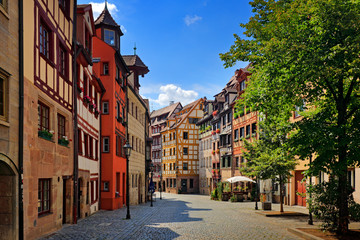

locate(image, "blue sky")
[[79, 0, 252, 111]]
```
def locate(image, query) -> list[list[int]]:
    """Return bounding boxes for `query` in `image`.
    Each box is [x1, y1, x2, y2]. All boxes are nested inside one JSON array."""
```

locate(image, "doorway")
[[62, 179, 67, 224], [181, 179, 187, 193], [77, 178, 83, 219], [138, 175, 142, 204], [295, 171, 306, 206], [0, 160, 16, 240], [122, 173, 125, 206]]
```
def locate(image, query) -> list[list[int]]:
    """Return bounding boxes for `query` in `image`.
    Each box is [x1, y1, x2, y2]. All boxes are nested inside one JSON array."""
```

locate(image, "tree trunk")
[[280, 176, 284, 213]]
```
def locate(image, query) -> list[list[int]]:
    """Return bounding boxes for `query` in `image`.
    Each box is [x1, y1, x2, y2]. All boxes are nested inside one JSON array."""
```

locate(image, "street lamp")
[[123, 141, 132, 219], [150, 163, 154, 207]]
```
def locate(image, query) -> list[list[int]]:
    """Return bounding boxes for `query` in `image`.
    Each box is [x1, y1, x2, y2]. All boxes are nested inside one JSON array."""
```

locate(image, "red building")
[[93, 3, 129, 210]]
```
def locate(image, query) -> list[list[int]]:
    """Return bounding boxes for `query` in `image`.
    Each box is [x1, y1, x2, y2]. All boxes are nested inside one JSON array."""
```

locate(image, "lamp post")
[[123, 141, 132, 219], [160, 170, 162, 200], [150, 163, 154, 207]]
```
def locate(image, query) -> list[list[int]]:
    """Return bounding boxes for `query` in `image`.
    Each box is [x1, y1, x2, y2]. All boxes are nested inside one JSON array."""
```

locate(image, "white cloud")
[[89, 1, 118, 19], [184, 15, 202, 26], [150, 84, 198, 107]]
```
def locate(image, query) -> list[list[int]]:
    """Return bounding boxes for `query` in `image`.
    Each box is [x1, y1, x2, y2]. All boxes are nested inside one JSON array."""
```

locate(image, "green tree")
[[221, 0, 360, 234], [241, 117, 297, 213]]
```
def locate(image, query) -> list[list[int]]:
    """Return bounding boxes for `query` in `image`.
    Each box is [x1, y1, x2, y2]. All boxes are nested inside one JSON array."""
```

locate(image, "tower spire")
[[105, 0, 108, 11], [134, 43, 137, 55]]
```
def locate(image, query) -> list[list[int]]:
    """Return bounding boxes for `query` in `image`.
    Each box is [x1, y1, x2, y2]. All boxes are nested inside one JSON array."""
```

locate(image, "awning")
[[226, 176, 256, 183]]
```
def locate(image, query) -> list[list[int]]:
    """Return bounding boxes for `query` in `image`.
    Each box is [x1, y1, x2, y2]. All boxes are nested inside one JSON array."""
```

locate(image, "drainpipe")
[[98, 90, 105, 210], [72, 0, 78, 224], [18, 0, 24, 238]]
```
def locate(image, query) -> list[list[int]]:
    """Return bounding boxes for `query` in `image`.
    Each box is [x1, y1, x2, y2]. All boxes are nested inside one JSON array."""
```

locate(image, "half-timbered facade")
[[76, 4, 104, 219], [93, 3, 129, 210], [150, 102, 182, 192], [197, 99, 214, 195], [162, 99, 204, 194], [23, 0, 75, 239]]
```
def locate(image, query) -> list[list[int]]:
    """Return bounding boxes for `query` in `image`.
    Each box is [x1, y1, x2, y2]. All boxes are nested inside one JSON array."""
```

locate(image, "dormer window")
[[104, 29, 115, 46]]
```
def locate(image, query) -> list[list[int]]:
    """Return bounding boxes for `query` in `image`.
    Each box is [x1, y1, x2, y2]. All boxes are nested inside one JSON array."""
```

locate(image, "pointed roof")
[[123, 55, 150, 76], [94, 2, 123, 36]]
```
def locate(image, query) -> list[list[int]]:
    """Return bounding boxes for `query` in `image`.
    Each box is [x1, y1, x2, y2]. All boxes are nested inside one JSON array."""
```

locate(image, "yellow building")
[[123, 55, 150, 205], [23, 1, 75, 239], [162, 99, 204, 194]]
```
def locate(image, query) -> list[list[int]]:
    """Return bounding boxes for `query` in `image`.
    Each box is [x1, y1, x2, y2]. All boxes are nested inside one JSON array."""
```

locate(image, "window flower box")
[[205, 126, 211, 131], [211, 131, 216, 135], [216, 129, 220, 134], [212, 110, 218, 116], [212, 150, 215, 155], [38, 130, 54, 141], [58, 136, 70, 147], [246, 134, 250, 139], [216, 149, 220, 153], [234, 138, 239, 142], [83, 95, 92, 104]]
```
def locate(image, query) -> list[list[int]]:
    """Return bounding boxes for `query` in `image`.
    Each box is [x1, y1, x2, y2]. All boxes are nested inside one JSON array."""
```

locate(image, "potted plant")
[[83, 95, 91, 104], [216, 129, 220, 134], [212, 150, 215, 155], [58, 136, 70, 147], [212, 110, 218, 116], [38, 129, 54, 140], [211, 130, 216, 135], [216, 149, 220, 154], [246, 134, 250, 139]]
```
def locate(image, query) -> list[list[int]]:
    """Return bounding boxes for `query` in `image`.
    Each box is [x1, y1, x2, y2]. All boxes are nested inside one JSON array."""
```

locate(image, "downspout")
[[72, 0, 78, 224], [18, 0, 24, 238], [98, 89, 105, 210]]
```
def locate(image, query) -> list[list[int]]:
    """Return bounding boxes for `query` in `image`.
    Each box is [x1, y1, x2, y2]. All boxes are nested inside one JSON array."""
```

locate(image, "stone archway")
[[0, 159, 17, 240]]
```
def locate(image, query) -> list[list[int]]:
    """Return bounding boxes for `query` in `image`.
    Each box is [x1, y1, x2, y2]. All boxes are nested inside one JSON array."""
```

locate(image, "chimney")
[[169, 101, 174, 106]]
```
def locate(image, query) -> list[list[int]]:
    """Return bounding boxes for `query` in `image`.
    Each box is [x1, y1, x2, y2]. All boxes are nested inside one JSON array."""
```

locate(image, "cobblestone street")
[[41, 193, 309, 240]]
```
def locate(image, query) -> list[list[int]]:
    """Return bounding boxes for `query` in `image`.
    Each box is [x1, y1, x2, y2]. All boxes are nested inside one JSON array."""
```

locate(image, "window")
[[39, 21, 52, 60], [190, 179, 194, 188], [59, 45, 67, 77], [116, 173, 120, 196], [104, 29, 115, 46], [163, 150, 166, 156], [183, 147, 188, 155], [295, 100, 306, 118], [252, 123, 257, 134], [235, 157, 239, 168], [103, 62, 109, 75], [59, 0, 70, 18], [183, 132, 188, 140], [183, 162, 188, 170], [170, 133, 172, 141], [78, 129, 82, 155], [0, 71, 8, 121], [103, 182, 109, 191], [89, 136, 93, 159], [222, 115, 226, 125], [84, 133, 89, 157], [95, 140, 99, 160], [173, 132, 176, 139], [116, 135, 121, 156], [246, 125, 251, 137], [240, 80, 246, 91], [189, 118, 198, 124], [116, 101, 121, 120], [163, 135, 166, 142], [38, 101, 50, 131], [348, 169, 355, 189], [227, 112, 231, 122], [102, 101, 109, 114], [234, 129, 239, 140], [87, 182, 90, 204], [83, 71, 88, 96], [0, 0, 7, 12], [57, 114, 65, 139], [240, 127, 244, 139], [38, 179, 51, 215], [103, 137, 110, 152]]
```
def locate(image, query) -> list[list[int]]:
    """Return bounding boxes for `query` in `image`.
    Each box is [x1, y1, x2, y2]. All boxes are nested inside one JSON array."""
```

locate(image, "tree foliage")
[[221, 0, 360, 234]]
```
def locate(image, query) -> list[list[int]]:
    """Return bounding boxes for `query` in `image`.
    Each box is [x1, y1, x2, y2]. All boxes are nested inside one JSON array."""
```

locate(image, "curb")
[[287, 228, 324, 240]]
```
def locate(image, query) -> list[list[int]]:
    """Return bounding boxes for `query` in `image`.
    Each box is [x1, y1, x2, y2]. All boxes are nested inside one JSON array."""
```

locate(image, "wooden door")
[[295, 171, 306, 206]]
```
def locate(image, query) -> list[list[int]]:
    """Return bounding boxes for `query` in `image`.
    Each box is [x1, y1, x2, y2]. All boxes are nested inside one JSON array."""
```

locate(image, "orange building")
[[93, 3, 129, 210], [23, 0, 75, 239]]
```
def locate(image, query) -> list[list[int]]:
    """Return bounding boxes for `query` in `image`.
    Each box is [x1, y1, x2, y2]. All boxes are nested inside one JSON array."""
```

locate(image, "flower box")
[[212, 150, 215, 155], [234, 139, 239, 142], [211, 131, 216, 135], [83, 95, 92, 104], [245, 134, 250, 139], [216, 129, 220, 133], [216, 149, 220, 153], [58, 138, 70, 147], [212, 110, 218, 116], [38, 130, 53, 141]]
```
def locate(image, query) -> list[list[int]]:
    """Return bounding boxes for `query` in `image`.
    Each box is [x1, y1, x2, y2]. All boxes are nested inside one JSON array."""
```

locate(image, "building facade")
[[162, 99, 204, 194], [93, 3, 129, 210], [123, 54, 149, 205], [0, 0, 20, 239], [197, 99, 214, 195], [23, 0, 75, 238], [149, 102, 182, 191], [76, 4, 104, 218]]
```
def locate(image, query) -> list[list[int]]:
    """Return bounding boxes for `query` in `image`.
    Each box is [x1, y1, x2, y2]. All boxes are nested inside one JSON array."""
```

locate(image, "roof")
[[122, 55, 149, 75], [151, 102, 181, 118], [167, 98, 203, 130], [94, 2, 120, 30]]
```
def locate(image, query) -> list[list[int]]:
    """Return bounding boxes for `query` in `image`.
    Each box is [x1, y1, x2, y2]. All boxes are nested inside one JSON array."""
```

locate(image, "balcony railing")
[[152, 145, 162, 151]]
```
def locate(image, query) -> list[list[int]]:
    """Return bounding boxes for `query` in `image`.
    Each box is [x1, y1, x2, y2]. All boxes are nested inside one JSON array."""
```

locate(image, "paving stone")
[[40, 193, 308, 240]]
